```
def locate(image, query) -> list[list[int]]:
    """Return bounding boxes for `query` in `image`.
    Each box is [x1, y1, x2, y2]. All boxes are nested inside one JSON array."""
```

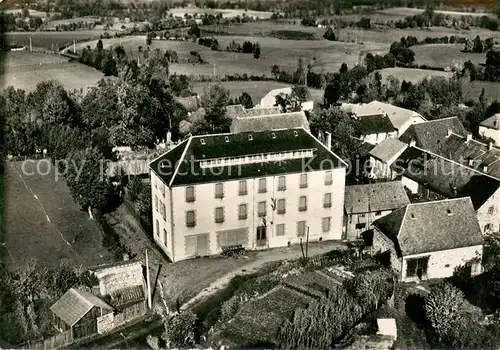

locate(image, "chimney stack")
[[466, 134, 472, 142], [483, 165, 489, 173], [409, 139, 416, 147], [489, 142, 494, 151], [325, 131, 332, 151], [446, 128, 452, 137]]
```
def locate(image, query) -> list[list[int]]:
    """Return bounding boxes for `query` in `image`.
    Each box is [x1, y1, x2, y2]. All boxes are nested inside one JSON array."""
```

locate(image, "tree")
[[96, 39, 104, 51], [147, 309, 197, 349], [323, 26, 336, 41], [237, 92, 253, 108], [253, 43, 261, 59], [271, 65, 280, 80], [473, 35, 484, 53], [187, 23, 201, 38], [146, 32, 155, 46], [193, 84, 231, 135], [324, 79, 341, 107], [66, 147, 115, 218], [424, 282, 466, 344]]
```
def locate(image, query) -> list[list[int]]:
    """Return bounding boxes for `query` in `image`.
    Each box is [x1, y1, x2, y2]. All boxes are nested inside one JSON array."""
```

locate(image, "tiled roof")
[[480, 114, 500, 130], [88, 259, 143, 273], [353, 114, 394, 135], [226, 104, 246, 119], [50, 288, 113, 327], [344, 181, 410, 214], [343, 101, 424, 130], [399, 117, 467, 153], [230, 111, 310, 133], [110, 285, 145, 309], [435, 133, 500, 179], [374, 198, 483, 256], [391, 146, 500, 209], [150, 128, 346, 187], [244, 106, 282, 117], [369, 138, 408, 163]]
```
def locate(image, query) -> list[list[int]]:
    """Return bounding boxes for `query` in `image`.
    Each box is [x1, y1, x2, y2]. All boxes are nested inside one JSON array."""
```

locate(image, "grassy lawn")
[[3, 161, 113, 270], [412, 43, 486, 68], [463, 80, 500, 102], [218, 286, 312, 346], [4, 51, 105, 92]]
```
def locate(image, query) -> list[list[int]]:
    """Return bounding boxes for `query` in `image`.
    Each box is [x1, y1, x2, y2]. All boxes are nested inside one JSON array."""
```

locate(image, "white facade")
[[151, 168, 346, 262], [359, 131, 397, 146], [395, 115, 426, 137], [479, 125, 500, 145]]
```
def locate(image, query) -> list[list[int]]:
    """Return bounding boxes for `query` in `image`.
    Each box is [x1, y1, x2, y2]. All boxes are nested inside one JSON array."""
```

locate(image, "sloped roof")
[[175, 95, 200, 112], [374, 198, 483, 256], [344, 181, 410, 214], [110, 285, 145, 309], [480, 113, 500, 130], [230, 111, 310, 133], [353, 114, 394, 135], [150, 128, 346, 186], [391, 146, 500, 209], [226, 104, 246, 119], [369, 138, 408, 163], [399, 117, 467, 153], [343, 101, 424, 130], [50, 288, 113, 327], [244, 106, 282, 117]]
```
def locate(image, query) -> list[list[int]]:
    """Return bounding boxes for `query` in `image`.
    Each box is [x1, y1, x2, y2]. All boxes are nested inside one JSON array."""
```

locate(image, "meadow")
[[412, 43, 487, 68], [380, 67, 453, 82], [167, 7, 273, 19], [4, 51, 105, 92], [4, 161, 112, 269], [7, 31, 106, 50]]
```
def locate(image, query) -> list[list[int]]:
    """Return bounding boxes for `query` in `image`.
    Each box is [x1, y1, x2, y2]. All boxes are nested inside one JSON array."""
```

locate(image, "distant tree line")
[[225, 40, 262, 58]]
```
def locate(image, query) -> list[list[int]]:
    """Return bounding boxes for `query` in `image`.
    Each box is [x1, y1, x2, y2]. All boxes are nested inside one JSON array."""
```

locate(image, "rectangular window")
[[406, 256, 430, 279], [278, 176, 286, 191], [215, 207, 225, 223], [155, 220, 159, 237], [325, 171, 333, 185], [489, 206, 494, 215], [297, 221, 307, 237], [322, 217, 331, 232], [185, 186, 195, 202], [323, 193, 332, 208], [162, 202, 166, 221], [238, 204, 248, 220], [258, 178, 267, 193], [239, 180, 247, 195], [186, 210, 196, 227], [155, 195, 158, 212], [277, 199, 286, 214], [215, 183, 224, 199], [276, 224, 285, 236], [299, 196, 307, 212], [355, 223, 366, 230], [300, 174, 308, 188], [163, 229, 167, 246], [258, 201, 266, 217]]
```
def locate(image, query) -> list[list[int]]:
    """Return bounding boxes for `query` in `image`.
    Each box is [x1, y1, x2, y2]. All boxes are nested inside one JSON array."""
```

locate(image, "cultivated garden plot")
[[3, 162, 113, 269]]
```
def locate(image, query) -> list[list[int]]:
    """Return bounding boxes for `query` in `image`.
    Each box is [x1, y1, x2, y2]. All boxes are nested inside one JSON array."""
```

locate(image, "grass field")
[[7, 30, 107, 50], [191, 80, 324, 104], [168, 7, 273, 19], [378, 6, 496, 18], [463, 80, 500, 101], [412, 43, 486, 68], [380, 67, 453, 82], [4, 161, 113, 269], [4, 51, 105, 92]]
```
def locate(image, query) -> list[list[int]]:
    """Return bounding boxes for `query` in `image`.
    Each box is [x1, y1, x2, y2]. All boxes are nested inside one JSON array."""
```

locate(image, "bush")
[[323, 26, 336, 41]]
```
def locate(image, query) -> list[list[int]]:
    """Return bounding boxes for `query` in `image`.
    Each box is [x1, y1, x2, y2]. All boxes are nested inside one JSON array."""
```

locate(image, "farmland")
[[6, 31, 107, 50], [380, 67, 453, 83], [167, 7, 273, 19], [412, 43, 486, 68], [3, 161, 113, 270], [4, 51, 105, 91]]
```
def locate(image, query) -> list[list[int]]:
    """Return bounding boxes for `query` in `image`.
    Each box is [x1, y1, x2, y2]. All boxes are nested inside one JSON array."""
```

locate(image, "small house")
[[368, 138, 408, 180], [343, 181, 410, 240], [479, 113, 500, 145], [352, 113, 396, 145], [372, 198, 483, 282]]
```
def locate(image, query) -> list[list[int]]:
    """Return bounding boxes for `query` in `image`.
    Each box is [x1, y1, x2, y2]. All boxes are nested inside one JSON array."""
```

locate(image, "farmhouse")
[[352, 113, 397, 145], [368, 138, 408, 180], [342, 101, 426, 137], [479, 113, 500, 145], [258, 87, 314, 111], [398, 116, 467, 153], [343, 181, 410, 240], [372, 198, 483, 282], [149, 128, 347, 262], [230, 111, 310, 133], [391, 146, 500, 234]]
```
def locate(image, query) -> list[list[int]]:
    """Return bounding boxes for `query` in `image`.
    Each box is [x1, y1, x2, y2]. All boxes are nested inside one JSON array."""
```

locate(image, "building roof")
[[344, 181, 410, 214], [480, 113, 500, 130], [353, 114, 394, 136], [226, 104, 246, 119], [50, 288, 113, 327], [244, 106, 283, 117], [399, 117, 467, 153], [230, 111, 310, 133], [150, 128, 346, 187], [175, 95, 200, 112], [391, 146, 500, 209], [109, 285, 145, 309], [369, 138, 408, 163], [343, 101, 424, 131], [434, 133, 500, 179], [374, 198, 483, 256]]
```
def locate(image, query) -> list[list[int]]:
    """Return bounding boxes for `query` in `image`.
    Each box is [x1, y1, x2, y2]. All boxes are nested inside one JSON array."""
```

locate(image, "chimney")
[[123, 253, 129, 261], [489, 142, 493, 151], [446, 128, 452, 137], [325, 131, 332, 151], [468, 158, 474, 167], [466, 134, 472, 142], [409, 139, 416, 147], [483, 165, 489, 173]]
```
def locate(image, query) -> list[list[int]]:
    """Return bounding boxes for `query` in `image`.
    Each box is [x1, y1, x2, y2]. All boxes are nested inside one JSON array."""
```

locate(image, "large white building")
[[149, 128, 347, 262]]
